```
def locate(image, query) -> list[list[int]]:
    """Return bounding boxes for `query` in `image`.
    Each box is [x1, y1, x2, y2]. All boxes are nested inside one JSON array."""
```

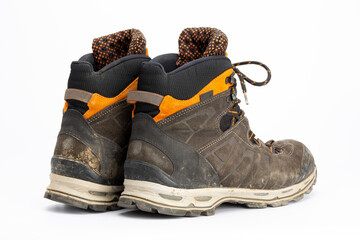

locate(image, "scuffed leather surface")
[[158, 92, 315, 189], [54, 134, 99, 171], [127, 140, 174, 175], [200, 117, 314, 189], [158, 89, 232, 150], [126, 113, 220, 188], [53, 106, 129, 183], [87, 100, 132, 150]]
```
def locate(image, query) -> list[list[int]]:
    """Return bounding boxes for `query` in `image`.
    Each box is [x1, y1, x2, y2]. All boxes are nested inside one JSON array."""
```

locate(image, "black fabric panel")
[[135, 55, 232, 116], [138, 55, 232, 99], [220, 114, 234, 132], [220, 104, 242, 132], [135, 103, 160, 117], [151, 53, 178, 73], [67, 100, 88, 114], [68, 54, 150, 98], [78, 53, 98, 71]]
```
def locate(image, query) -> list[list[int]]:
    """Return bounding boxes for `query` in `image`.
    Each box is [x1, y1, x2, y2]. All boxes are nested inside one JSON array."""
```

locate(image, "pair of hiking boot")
[[44, 27, 317, 216]]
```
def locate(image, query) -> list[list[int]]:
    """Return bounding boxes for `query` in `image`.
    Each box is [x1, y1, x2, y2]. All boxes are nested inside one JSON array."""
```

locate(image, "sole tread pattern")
[[44, 191, 120, 212], [118, 172, 317, 216]]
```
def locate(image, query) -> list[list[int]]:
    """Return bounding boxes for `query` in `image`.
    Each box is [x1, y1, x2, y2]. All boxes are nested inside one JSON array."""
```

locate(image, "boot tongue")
[[92, 29, 146, 69], [176, 27, 228, 67]]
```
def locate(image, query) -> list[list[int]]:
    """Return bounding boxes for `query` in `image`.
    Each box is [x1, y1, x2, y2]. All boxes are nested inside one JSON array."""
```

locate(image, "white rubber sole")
[[44, 173, 123, 211], [118, 167, 317, 216]]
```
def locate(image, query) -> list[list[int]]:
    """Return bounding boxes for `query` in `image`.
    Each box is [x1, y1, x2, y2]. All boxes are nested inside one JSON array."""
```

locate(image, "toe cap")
[[272, 139, 315, 183], [298, 145, 315, 182]]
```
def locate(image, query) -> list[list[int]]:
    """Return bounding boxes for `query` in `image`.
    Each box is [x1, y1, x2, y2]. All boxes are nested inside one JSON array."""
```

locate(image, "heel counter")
[[127, 113, 220, 188], [124, 160, 178, 188], [53, 133, 100, 170], [127, 140, 174, 175], [124, 139, 176, 186], [52, 109, 124, 184]]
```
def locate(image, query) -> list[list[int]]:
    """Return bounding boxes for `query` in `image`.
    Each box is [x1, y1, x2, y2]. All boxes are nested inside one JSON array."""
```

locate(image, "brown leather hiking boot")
[[118, 27, 317, 216], [44, 29, 150, 211]]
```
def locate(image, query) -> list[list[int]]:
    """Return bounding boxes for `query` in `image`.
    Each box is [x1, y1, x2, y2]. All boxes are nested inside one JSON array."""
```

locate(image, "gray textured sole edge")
[[44, 190, 121, 212], [118, 170, 317, 217]]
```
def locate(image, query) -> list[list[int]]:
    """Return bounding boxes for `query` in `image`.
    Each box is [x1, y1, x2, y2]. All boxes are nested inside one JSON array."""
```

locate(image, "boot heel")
[[44, 173, 123, 211]]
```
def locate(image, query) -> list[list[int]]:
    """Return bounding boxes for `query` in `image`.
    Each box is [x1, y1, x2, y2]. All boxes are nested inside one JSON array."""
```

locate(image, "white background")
[[1, 0, 359, 239]]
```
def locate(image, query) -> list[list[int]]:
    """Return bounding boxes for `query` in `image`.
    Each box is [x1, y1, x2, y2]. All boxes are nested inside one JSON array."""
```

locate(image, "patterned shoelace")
[[227, 61, 276, 151], [232, 61, 272, 105]]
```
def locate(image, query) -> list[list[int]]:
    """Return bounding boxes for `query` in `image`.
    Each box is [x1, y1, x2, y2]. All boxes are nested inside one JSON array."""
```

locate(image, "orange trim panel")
[[153, 69, 233, 122], [83, 78, 138, 119], [63, 78, 138, 118]]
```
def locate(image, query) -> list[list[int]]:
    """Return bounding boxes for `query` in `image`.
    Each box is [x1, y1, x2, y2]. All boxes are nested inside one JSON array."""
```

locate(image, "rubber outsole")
[[44, 190, 120, 211], [44, 173, 123, 212], [118, 168, 317, 216]]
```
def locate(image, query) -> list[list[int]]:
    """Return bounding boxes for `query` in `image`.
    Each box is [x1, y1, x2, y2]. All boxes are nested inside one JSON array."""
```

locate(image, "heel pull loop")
[[127, 90, 164, 106]]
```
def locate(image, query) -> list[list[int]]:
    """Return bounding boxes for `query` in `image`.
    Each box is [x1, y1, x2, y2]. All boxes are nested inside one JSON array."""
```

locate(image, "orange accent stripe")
[[228, 110, 238, 114], [249, 132, 254, 140], [131, 104, 136, 118], [63, 101, 68, 113], [83, 78, 138, 119], [153, 69, 233, 122]]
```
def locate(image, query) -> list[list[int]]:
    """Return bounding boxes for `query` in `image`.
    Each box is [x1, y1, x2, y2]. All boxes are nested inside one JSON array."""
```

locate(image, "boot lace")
[[226, 61, 279, 153]]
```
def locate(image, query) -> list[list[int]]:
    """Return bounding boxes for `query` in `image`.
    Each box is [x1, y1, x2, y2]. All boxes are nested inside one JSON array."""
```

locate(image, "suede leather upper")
[[157, 90, 314, 189]]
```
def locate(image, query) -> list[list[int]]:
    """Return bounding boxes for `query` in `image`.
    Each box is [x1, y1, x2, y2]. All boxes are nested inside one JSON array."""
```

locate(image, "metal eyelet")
[[231, 93, 237, 100], [225, 76, 236, 84]]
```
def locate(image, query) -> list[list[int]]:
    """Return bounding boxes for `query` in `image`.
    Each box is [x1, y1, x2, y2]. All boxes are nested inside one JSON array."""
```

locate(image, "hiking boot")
[[118, 27, 317, 216], [44, 29, 150, 211]]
